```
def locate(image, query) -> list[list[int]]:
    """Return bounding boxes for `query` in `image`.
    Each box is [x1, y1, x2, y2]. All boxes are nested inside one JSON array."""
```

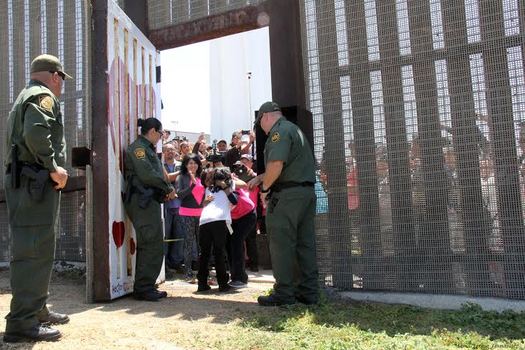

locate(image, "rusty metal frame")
[[90, 0, 110, 301], [148, 4, 269, 50]]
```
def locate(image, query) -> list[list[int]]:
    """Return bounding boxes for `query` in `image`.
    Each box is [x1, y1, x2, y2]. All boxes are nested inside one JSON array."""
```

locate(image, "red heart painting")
[[129, 237, 136, 255], [112, 221, 125, 248]]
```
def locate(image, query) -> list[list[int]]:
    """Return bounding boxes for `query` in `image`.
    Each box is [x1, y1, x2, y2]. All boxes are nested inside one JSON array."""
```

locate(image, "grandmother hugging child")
[[197, 167, 238, 292]]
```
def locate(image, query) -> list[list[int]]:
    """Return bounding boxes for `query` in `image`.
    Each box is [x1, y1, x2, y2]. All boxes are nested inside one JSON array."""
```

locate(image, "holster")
[[10, 144, 20, 189], [21, 164, 50, 202], [134, 183, 155, 209]]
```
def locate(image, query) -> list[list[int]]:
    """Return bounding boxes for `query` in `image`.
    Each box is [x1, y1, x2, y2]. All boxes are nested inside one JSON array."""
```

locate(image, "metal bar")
[[148, 4, 267, 50], [91, 0, 110, 301], [190, 0, 209, 18], [29, 0, 41, 59], [47, 0, 58, 58], [268, 0, 307, 110], [123, 0, 148, 34], [0, 1, 9, 189], [442, 0, 493, 296], [337, 34, 524, 77], [376, 0, 422, 291], [13, 1, 26, 95], [407, 0, 454, 291], [315, 0, 353, 289], [345, 0, 385, 290], [479, 0, 525, 299], [209, 0, 228, 15]]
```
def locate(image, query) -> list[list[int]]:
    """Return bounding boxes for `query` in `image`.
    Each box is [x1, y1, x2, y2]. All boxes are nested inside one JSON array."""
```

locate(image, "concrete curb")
[[335, 290, 525, 312]]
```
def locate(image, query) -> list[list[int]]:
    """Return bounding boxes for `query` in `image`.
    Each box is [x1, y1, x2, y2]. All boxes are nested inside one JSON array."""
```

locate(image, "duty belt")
[[271, 181, 315, 193], [6, 162, 45, 174]]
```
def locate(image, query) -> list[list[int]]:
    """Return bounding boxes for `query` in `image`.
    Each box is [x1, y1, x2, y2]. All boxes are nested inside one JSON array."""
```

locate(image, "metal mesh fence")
[[0, 0, 90, 263], [1, 0, 524, 301], [301, 0, 525, 299], [147, 0, 266, 30]]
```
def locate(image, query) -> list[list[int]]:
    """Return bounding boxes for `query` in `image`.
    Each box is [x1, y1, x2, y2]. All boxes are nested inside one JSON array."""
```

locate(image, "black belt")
[[6, 162, 45, 174], [271, 181, 315, 192]]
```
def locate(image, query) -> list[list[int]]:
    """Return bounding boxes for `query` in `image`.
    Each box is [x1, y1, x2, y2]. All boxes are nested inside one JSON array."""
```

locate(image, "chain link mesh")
[[301, 0, 525, 299], [0, 0, 89, 262]]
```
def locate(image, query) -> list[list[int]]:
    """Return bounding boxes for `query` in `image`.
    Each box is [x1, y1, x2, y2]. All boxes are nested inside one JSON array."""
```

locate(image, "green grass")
[[215, 294, 525, 350]]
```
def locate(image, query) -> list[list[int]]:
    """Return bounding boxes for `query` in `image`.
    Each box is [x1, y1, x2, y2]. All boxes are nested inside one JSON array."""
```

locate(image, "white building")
[[209, 27, 272, 142], [161, 28, 272, 143]]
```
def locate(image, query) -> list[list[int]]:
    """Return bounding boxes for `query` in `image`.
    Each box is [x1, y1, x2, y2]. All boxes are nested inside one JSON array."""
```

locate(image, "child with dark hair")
[[197, 167, 238, 292]]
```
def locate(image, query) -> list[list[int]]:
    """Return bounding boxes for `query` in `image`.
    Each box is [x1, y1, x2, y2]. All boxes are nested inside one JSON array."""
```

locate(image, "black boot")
[[3, 325, 61, 343], [38, 311, 70, 325], [257, 294, 296, 306], [133, 290, 162, 301]]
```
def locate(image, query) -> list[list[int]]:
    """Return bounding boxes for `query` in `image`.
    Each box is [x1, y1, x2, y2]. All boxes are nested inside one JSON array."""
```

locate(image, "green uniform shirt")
[[264, 117, 316, 184], [125, 135, 173, 196], [5, 80, 66, 172]]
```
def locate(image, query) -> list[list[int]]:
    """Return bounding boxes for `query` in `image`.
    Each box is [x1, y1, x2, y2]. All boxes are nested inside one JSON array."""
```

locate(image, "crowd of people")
[[125, 102, 319, 307], [161, 129, 261, 289]]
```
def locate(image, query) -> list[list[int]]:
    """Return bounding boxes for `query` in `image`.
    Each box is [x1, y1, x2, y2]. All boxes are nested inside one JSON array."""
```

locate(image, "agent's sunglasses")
[[49, 71, 66, 80]]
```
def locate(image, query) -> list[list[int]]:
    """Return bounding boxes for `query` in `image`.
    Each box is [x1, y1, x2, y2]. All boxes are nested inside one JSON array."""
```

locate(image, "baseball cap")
[[31, 54, 73, 79], [240, 154, 253, 161], [217, 139, 227, 145], [256, 101, 281, 124]]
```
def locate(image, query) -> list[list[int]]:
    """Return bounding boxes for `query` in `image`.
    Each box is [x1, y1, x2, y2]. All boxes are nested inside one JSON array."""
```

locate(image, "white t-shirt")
[[199, 188, 233, 226]]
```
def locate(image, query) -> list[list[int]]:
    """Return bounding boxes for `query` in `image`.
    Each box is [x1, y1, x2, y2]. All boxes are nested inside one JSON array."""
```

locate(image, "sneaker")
[[229, 281, 247, 288], [218, 284, 233, 293], [185, 274, 197, 284], [197, 285, 211, 292], [154, 290, 168, 298]]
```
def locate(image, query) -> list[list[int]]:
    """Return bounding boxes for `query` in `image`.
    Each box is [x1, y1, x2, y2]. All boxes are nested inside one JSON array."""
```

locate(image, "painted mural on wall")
[[107, 0, 161, 299]]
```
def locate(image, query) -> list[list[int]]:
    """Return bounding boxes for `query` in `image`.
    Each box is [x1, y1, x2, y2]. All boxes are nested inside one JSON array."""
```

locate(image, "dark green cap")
[[256, 101, 281, 124], [31, 54, 73, 79]]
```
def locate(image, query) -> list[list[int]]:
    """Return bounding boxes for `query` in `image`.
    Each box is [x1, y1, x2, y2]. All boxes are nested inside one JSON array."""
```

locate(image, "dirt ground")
[[0, 268, 275, 350]]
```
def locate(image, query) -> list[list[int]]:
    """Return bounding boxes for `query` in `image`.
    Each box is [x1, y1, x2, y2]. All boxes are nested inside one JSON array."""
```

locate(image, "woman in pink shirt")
[[176, 153, 204, 280]]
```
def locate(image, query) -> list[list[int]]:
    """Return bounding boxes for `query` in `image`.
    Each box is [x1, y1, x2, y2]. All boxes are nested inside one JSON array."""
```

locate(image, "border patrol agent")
[[124, 118, 176, 301], [3, 54, 72, 343], [250, 101, 319, 306]]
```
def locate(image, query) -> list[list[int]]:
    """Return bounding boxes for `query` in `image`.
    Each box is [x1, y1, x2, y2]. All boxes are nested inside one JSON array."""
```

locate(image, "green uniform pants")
[[266, 186, 319, 303], [4, 175, 60, 332], [125, 193, 164, 293]]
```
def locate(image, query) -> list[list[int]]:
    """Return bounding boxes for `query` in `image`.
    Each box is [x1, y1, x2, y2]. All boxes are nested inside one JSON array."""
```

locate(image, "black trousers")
[[229, 212, 257, 283], [245, 217, 258, 268], [197, 221, 229, 287]]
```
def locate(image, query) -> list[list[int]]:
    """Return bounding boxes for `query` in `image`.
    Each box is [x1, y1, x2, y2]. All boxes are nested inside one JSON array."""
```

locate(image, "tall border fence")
[[0, 0, 90, 263], [301, 0, 525, 299], [1, 0, 524, 301]]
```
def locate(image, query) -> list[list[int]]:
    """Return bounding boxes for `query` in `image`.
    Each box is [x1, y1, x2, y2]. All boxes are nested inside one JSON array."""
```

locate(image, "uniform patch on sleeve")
[[271, 132, 280, 143], [134, 148, 146, 159], [39, 96, 54, 112]]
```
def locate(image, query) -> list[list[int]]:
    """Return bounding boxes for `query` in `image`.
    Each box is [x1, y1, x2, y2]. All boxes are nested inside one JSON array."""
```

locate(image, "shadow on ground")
[[1, 269, 525, 345]]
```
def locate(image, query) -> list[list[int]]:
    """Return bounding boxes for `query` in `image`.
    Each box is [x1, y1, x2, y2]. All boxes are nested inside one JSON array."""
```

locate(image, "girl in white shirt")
[[197, 167, 238, 292]]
